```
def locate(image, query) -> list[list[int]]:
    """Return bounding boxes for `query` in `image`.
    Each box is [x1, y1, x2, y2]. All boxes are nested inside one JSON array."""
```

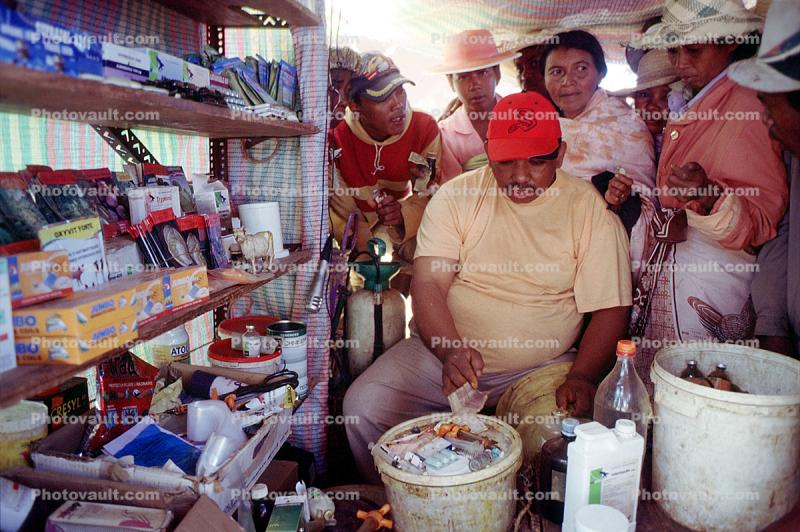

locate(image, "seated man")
[[344, 92, 632, 483], [434, 29, 517, 181], [330, 53, 440, 263]]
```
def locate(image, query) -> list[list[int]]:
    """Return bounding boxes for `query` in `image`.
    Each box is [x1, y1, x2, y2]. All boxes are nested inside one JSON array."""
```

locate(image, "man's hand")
[[375, 193, 405, 227], [605, 173, 634, 208], [665, 162, 721, 213], [555, 376, 597, 416], [441, 346, 485, 395]]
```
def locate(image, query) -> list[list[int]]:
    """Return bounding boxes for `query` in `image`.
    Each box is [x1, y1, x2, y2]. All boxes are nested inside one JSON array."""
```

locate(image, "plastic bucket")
[[208, 339, 283, 375], [651, 344, 800, 531], [373, 413, 523, 532]]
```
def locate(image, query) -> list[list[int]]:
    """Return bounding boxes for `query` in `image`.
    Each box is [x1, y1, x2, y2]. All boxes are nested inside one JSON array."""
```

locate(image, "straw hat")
[[627, 0, 763, 50], [729, 0, 800, 92], [610, 50, 680, 97], [432, 29, 520, 75], [329, 46, 361, 73]]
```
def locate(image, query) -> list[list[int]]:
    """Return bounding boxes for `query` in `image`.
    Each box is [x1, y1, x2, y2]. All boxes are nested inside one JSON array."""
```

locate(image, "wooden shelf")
[[151, 0, 320, 27], [0, 64, 318, 138], [0, 249, 311, 409]]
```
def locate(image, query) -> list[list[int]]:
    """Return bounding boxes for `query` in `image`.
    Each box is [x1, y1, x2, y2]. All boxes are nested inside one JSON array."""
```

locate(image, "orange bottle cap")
[[616, 340, 637, 357]]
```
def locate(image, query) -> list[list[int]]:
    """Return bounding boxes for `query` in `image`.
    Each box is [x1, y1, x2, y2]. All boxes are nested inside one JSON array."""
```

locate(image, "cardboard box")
[[184, 61, 210, 88], [169, 266, 209, 312], [30, 376, 90, 432], [15, 312, 137, 364], [101, 42, 149, 82], [134, 272, 173, 325], [45, 500, 172, 531], [256, 460, 299, 497], [39, 217, 108, 292], [13, 278, 139, 337], [127, 187, 181, 225], [6, 250, 73, 309], [265, 496, 306, 532], [174, 495, 242, 532], [0, 257, 15, 373], [105, 236, 144, 281], [33, 363, 292, 514], [145, 49, 183, 82]]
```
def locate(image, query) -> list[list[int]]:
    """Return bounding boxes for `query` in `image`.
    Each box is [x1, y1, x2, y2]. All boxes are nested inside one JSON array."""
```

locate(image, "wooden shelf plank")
[[0, 249, 311, 409], [0, 64, 318, 138], [151, 0, 320, 27]]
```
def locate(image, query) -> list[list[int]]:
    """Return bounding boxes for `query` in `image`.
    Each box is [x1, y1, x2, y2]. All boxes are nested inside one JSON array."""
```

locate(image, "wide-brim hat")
[[729, 0, 800, 92], [349, 53, 415, 102], [433, 29, 520, 75], [626, 0, 763, 50], [610, 50, 680, 96]]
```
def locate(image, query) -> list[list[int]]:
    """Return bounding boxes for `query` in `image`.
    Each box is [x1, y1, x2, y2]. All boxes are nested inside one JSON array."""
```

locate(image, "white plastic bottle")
[[562, 420, 644, 532], [152, 324, 190, 365]]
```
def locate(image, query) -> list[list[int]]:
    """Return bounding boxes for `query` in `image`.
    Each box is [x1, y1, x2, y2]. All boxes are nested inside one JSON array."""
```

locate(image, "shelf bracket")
[[91, 126, 159, 165], [206, 25, 228, 181]]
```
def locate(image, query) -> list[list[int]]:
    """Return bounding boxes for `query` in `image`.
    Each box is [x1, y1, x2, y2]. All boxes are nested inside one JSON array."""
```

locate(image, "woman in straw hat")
[[623, 0, 788, 394]]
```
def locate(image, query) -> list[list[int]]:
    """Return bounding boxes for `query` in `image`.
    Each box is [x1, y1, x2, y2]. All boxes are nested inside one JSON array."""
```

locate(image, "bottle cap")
[[561, 417, 580, 437], [251, 483, 268, 499], [614, 419, 636, 436], [687, 359, 697, 366], [245, 325, 255, 331], [716, 363, 726, 370], [616, 340, 636, 357]]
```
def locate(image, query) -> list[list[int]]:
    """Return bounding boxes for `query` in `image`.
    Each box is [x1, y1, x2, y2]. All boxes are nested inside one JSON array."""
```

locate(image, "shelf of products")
[[0, 248, 311, 409], [0, 64, 318, 138], [151, 0, 321, 28]]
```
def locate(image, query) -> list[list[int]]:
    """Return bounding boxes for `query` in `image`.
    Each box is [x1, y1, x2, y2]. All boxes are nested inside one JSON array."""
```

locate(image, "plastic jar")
[[152, 324, 190, 365], [0, 400, 49, 471]]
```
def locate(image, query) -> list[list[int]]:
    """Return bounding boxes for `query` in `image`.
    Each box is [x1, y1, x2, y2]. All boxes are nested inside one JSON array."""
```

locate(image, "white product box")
[[101, 42, 150, 82], [184, 61, 210, 88], [127, 186, 181, 224], [45, 501, 172, 531], [0, 257, 16, 373]]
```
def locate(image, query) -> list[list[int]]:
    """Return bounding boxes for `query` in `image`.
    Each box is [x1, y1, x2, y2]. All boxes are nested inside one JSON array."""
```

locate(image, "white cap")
[[251, 483, 268, 499], [614, 419, 637, 437]]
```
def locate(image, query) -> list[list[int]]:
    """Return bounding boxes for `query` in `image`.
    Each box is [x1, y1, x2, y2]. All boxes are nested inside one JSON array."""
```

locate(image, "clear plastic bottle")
[[593, 340, 653, 441], [539, 417, 579, 524], [242, 325, 261, 358]]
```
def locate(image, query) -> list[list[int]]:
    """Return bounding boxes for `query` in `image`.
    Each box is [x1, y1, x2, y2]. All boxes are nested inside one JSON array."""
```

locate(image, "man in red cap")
[[434, 30, 518, 181], [344, 92, 633, 483], [330, 52, 441, 263]]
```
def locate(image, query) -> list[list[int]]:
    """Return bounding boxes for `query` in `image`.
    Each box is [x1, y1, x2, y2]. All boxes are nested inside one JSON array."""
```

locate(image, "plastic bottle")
[[152, 324, 190, 365], [680, 360, 712, 387], [468, 450, 493, 471], [562, 420, 644, 532], [242, 325, 261, 358], [593, 340, 652, 441], [251, 483, 273, 532], [539, 417, 579, 524]]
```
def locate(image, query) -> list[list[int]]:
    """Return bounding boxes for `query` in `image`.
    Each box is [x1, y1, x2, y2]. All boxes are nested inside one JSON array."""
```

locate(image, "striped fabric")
[[225, 3, 332, 473]]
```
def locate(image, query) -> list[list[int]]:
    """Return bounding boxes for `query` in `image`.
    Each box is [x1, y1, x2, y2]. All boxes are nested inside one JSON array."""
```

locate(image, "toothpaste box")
[[101, 42, 149, 82], [144, 48, 183, 82], [169, 266, 208, 312], [45, 500, 172, 531], [12, 278, 139, 338], [15, 312, 137, 365], [6, 250, 73, 309], [184, 60, 210, 88]]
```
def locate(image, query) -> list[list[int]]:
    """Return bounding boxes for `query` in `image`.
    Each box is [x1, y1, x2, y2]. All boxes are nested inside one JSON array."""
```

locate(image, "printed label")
[[589, 460, 639, 520]]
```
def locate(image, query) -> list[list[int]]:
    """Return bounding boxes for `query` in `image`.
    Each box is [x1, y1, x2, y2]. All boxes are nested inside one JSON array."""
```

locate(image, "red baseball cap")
[[487, 92, 562, 161]]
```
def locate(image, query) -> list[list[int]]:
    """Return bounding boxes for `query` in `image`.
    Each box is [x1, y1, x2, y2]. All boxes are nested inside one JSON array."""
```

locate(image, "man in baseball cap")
[[344, 92, 633, 482], [730, 0, 800, 358], [330, 52, 441, 264]]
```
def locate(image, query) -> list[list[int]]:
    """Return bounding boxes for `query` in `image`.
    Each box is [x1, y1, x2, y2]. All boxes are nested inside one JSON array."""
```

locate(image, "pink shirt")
[[438, 97, 500, 182]]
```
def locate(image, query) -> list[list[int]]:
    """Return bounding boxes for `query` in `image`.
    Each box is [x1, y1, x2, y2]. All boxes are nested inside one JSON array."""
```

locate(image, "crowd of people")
[[325, 0, 800, 483]]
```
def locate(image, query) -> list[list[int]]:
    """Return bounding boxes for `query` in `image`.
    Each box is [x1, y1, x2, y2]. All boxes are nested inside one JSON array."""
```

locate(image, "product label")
[[551, 470, 566, 502], [244, 336, 261, 357], [153, 342, 189, 364], [588, 461, 639, 521]]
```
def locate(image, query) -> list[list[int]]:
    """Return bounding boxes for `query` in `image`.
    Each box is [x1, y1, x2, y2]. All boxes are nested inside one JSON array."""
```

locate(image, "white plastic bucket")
[[238, 202, 289, 258], [373, 413, 523, 532], [208, 339, 283, 375], [651, 344, 800, 531]]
